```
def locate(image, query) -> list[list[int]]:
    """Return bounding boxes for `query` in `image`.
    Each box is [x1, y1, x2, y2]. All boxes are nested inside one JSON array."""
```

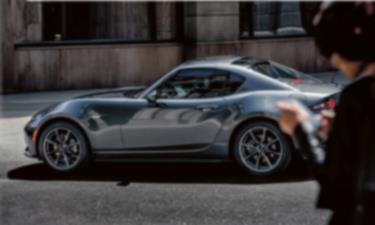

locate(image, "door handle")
[[196, 105, 219, 112]]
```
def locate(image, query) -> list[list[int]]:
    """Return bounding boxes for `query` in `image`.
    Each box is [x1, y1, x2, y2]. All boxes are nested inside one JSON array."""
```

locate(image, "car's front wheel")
[[233, 122, 291, 176], [38, 122, 89, 172]]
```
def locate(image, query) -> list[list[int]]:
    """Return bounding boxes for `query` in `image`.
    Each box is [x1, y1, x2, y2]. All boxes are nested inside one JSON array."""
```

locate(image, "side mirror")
[[146, 93, 167, 108], [146, 95, 158, 105]]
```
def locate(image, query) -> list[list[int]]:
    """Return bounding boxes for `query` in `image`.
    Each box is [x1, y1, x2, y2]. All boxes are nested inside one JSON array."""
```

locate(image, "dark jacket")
[[294, 76, 375, 210]]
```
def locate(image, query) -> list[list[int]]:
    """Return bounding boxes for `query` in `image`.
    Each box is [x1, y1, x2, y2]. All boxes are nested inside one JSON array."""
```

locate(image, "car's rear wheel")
[[38, 122, 89, 172], [233, 122, 291, 176]]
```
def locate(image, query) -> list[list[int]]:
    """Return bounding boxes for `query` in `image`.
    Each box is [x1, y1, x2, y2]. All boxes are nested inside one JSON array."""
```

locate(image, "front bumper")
[[24, 127, 38, 158]]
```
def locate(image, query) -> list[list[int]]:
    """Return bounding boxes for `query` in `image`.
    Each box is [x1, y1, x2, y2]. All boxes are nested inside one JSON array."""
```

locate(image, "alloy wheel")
[[238, 126, 284, 174], [42, 127, 82, 171]]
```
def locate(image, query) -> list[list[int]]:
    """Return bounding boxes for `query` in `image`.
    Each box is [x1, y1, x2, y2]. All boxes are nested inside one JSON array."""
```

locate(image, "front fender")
[[27, 99, 125, 151]]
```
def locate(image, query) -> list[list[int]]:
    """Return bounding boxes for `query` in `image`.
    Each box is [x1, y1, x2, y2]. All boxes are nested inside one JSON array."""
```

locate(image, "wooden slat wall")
[[13, 44, 183, 92], [188, 38, 328, 73]]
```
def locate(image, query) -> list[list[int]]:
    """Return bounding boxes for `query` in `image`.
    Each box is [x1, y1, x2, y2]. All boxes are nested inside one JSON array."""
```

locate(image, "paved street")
[[0, 90, 331, 225]]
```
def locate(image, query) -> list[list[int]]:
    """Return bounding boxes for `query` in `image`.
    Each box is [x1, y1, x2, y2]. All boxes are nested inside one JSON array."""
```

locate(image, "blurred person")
[[278, 2, 375, 225]]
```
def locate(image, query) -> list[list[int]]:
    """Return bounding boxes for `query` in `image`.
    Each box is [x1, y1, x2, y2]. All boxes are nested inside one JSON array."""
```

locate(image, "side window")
[[252, 62, 279, 78], [228, 73, 246, 93], [156, 69, 245, 99], [270, 64, 299, 79]]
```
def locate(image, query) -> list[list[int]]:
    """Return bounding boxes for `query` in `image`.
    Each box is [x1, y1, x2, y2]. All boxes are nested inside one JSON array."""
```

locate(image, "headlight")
[[28, 114, 43, 128], [27, 103, 58, 128]]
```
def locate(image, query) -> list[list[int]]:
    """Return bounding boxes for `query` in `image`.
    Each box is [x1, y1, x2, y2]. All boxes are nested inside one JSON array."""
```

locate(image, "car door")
[[120, 68, 245, 150]]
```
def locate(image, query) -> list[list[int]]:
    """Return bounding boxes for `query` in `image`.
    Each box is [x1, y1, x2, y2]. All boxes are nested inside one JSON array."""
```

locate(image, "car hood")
[[75, 86, 146, 99], [29, 87, 146, 124]]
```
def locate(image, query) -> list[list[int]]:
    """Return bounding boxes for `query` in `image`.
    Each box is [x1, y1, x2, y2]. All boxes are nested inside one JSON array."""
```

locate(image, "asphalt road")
[[0, 90, 331, 225]]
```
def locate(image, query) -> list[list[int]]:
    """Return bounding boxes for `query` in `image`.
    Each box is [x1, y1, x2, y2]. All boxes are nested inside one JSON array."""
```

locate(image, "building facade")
[[0, 1, 324, 93]]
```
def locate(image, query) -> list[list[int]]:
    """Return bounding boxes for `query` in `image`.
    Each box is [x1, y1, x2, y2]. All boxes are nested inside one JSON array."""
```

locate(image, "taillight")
[[327, 98, 336, 109], [292, 79, 302, 85], [311, 98, 336, 112]]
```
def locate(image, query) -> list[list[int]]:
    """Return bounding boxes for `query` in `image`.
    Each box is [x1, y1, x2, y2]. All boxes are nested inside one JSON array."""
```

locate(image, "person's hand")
[[277, 101, 310, 135], [317, 110, 335, 140]]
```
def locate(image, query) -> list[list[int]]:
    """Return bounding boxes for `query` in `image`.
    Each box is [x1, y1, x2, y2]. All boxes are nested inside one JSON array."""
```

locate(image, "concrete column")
[[183, 2, 239, 59], [0, 0, 3, 92], [1, 0, 42, 93], [184, 2, 239, 42], [0, 0, 16, 93]]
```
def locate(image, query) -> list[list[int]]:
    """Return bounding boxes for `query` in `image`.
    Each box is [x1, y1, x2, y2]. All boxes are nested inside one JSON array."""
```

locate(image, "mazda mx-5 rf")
[[24, 56, 339, 176]]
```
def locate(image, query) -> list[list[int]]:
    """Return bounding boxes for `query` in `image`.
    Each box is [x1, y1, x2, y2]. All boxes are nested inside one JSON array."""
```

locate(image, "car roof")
[[176, 56, 296, 92], [179, 55, 266, 69], [180, 56, 240, 67]]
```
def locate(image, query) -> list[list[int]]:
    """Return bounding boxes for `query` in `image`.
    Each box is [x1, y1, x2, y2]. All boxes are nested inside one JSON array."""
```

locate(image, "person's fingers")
[[277, 101, 288, 107], [321, 110, 335, 119], [277, 102, 298, 113], [277, 102, 289, 110], [320, 118, 329, 127]]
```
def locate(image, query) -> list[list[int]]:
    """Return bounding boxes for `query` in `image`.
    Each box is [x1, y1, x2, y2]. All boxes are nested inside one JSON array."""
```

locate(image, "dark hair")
[[313, 2, 375, 62]]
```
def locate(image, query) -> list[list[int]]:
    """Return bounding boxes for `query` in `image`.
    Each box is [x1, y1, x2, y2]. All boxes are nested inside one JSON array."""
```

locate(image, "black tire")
[[38, 122, 90, 172], [233, 122, 292, 176]]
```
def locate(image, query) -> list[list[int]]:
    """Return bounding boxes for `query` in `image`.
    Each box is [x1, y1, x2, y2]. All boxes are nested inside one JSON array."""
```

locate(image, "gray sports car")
[[24, 56, 338, 176]]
